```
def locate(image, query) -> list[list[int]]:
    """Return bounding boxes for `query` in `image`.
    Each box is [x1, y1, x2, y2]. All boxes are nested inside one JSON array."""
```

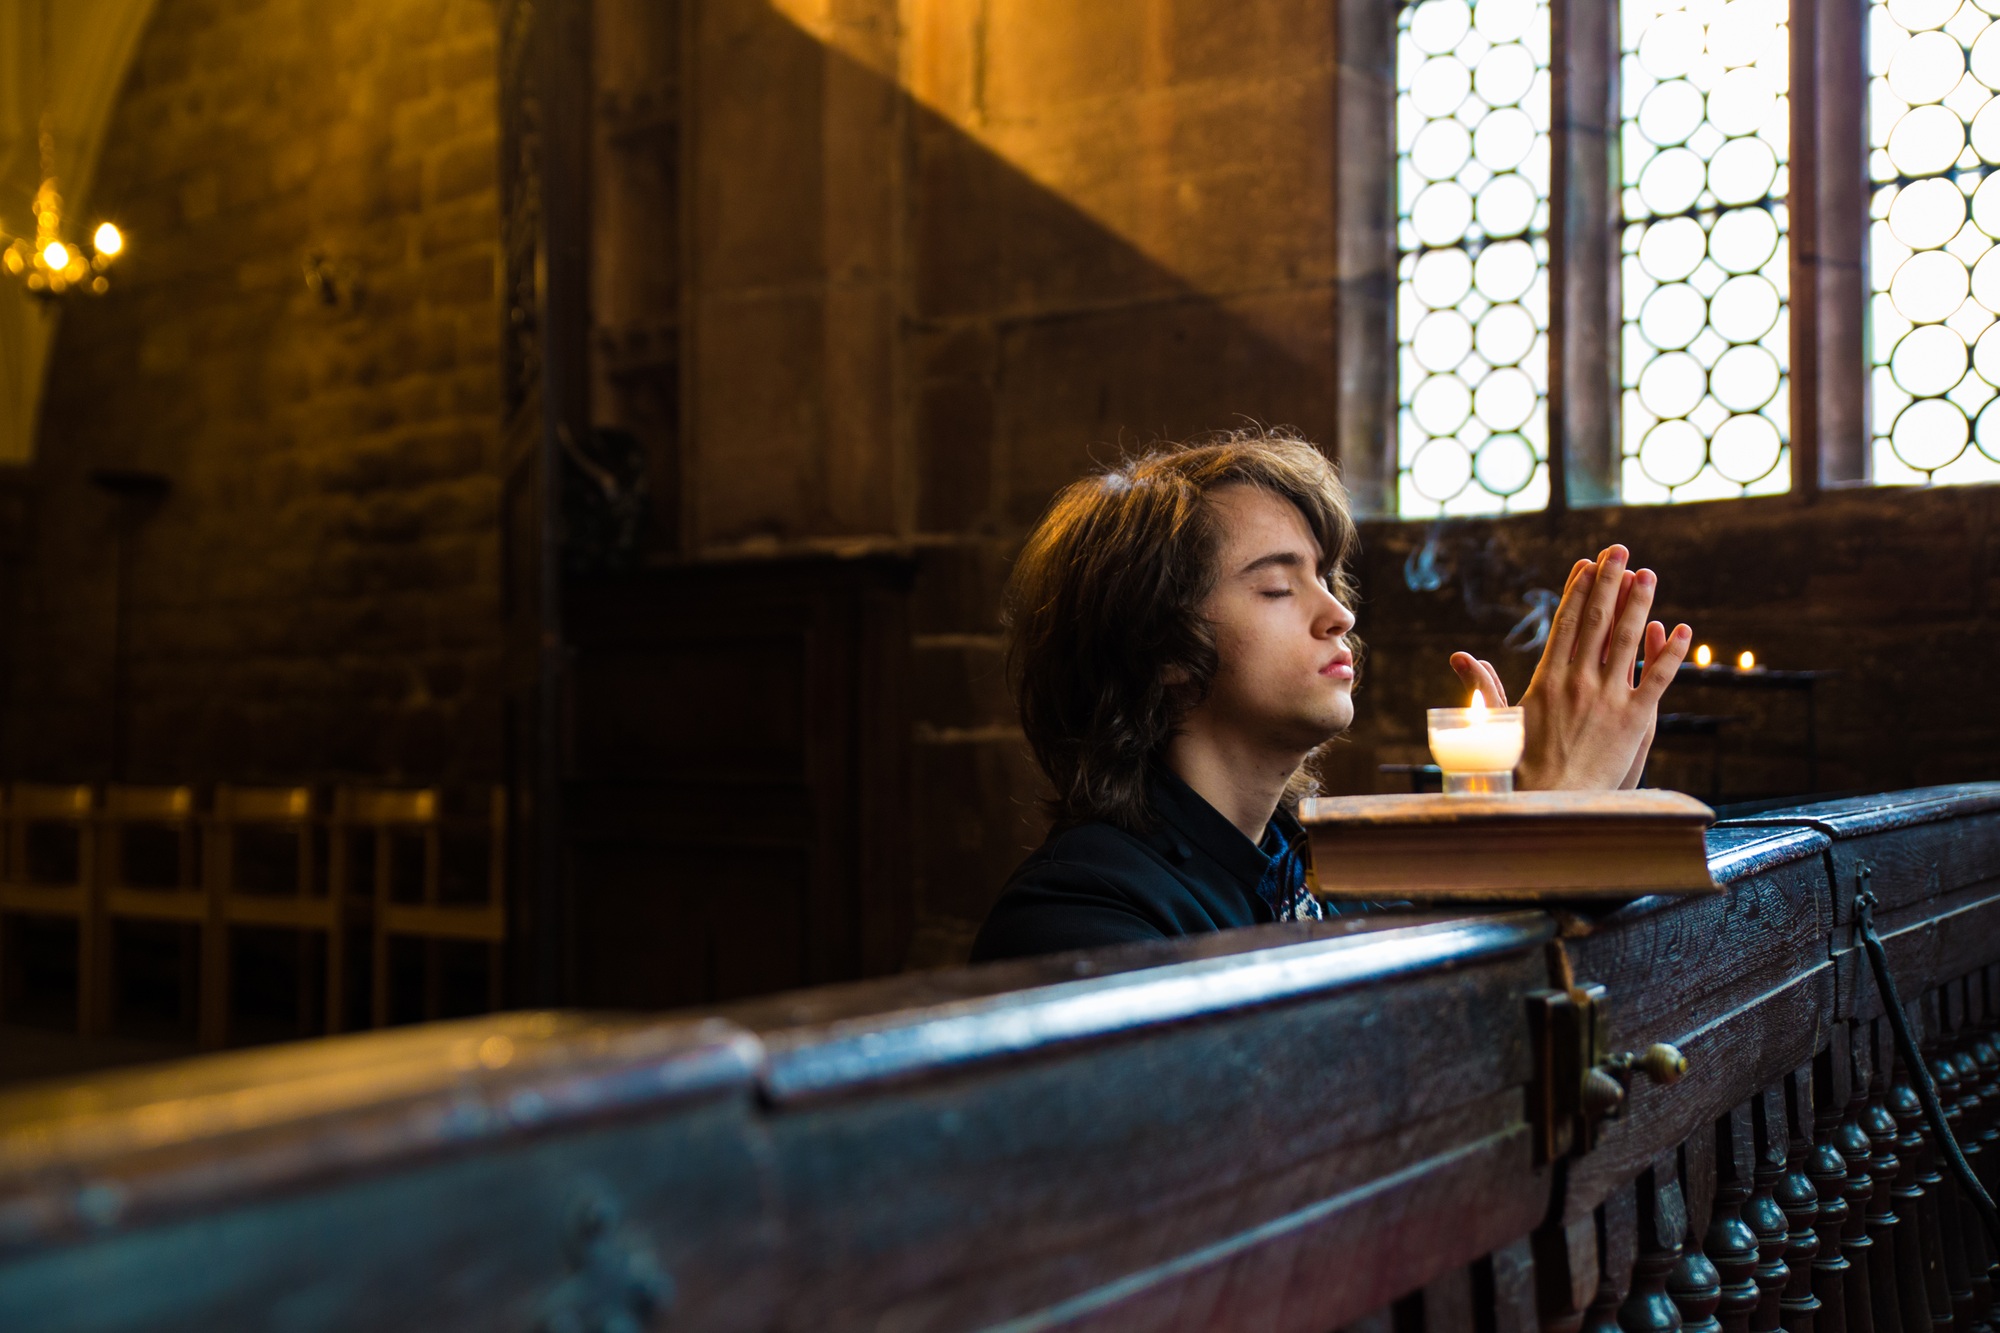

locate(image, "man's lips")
[[1320, 652, 1354, 680]]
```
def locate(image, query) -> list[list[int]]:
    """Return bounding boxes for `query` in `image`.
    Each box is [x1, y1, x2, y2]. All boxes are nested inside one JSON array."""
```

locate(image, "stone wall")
[[6, 0, 503, 783]]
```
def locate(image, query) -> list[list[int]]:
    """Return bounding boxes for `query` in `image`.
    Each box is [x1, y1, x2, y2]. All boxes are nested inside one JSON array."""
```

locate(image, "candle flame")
[[1468, 690, 1488, 720], [1694, 644, 1712, 668], [1738, 650, 1756, 670]]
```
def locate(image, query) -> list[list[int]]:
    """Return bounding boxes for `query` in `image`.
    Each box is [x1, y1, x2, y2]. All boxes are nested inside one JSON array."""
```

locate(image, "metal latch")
[[1528, 981, 1689, 1162]]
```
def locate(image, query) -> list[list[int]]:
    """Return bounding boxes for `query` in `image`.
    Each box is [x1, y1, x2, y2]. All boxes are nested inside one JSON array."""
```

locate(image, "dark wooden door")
[[562, 555, 912, 1009]]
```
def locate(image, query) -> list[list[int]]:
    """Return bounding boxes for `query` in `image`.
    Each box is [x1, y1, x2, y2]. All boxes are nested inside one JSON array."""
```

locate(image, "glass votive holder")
[[1426, 705, 1525, 795]]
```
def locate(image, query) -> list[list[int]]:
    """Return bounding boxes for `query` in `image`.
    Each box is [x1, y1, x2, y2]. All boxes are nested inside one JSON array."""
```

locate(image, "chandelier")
[[2, 3, 124, 300]]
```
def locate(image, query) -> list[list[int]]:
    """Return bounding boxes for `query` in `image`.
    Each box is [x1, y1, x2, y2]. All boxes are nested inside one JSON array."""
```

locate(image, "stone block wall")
[[5, 0, 504, 783]]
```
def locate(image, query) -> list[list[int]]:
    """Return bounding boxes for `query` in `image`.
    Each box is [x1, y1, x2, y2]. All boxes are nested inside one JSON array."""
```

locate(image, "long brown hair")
[[1006, 428, 1361, 832]]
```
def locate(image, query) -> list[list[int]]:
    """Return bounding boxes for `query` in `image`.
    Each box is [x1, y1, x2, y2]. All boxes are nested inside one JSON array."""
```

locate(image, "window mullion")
[[1552, 0, 1624, 506]]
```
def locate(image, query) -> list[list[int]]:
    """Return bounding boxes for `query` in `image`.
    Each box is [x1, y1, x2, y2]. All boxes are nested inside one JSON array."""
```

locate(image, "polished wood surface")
[[0, 783, 1995, 1332]]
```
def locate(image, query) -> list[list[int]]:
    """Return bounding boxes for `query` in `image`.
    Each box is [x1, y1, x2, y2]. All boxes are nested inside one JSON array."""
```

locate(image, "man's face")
[[1191, 484, 1357, 751]]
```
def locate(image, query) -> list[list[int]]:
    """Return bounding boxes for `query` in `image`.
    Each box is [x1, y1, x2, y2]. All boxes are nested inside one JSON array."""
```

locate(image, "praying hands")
[[1450, 544, 1692, 791]]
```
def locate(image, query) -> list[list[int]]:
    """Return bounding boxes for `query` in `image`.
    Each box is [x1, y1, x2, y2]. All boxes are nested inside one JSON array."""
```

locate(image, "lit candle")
[[1427, 692, 1526, 795], [1694, 644, 1713, 668], [1737, 650, 1757, 671]]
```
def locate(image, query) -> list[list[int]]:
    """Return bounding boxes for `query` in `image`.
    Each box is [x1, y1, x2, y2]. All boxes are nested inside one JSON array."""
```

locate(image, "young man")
[[970, 430, 1692, 962]]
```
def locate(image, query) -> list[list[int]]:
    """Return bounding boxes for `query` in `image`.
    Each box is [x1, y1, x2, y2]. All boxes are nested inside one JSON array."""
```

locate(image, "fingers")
[[1578, 545, 1630, 667], [1640, 621, 1668, 688], [1604, 570, 1637, 664], [1637, 623, 1693, 701], [1603, 567, 1657, 681], [1449, 652, 1507, 707], [1544, 558, 1597, 664]]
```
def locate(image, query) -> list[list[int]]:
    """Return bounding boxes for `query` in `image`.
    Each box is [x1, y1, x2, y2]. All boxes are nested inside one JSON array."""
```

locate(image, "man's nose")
[[1316, 587, 1356, 635]]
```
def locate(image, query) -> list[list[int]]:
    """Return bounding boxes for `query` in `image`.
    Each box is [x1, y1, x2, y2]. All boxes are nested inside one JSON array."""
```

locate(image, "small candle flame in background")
[[1694, 644, 1712, 668], [1468, 690, 1488, 719], [1738, 650, 1756, 670]]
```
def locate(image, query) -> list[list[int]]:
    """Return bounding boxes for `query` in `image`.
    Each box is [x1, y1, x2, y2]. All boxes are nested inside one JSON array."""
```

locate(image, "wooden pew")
[[0, 784, 1996, 1333]]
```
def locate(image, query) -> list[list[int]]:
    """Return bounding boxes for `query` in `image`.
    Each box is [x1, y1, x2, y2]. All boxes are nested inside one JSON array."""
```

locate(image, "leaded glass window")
[[1395, 0, 1552, 517], [1619, 0, 1792, 503], [1867, 0, 2000, 484]]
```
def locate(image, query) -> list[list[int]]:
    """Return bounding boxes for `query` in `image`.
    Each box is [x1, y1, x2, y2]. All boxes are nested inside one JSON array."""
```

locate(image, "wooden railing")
[[1, 784, 1997, 1332]]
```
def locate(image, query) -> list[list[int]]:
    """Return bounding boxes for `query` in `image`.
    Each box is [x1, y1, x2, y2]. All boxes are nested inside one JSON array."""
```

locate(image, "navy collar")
[[1145, 765, 1302, 891]]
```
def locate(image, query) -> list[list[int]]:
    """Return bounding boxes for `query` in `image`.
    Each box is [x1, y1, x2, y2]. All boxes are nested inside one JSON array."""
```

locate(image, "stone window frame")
[[1334, 0, 1868, 518]]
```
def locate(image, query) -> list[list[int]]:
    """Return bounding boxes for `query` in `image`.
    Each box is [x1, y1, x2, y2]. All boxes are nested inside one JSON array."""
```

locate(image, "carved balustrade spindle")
[[1715, 1107, 1770, 1333], [1624, 1165, 1691, 1333], [1890, 1070, 1955, 1333], [1754, 1092, 1800, 1333], [1862, 1052, 1912, 1333], [1780, 1076, 1825, 1333], [1927, 1050, 1980, 1333], [1831, 1041, 1880, 1333], [1812, 1126, 1856, 1333]]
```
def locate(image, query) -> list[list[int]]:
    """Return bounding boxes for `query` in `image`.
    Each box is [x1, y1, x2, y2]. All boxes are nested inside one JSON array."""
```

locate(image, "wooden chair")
[[0, 784, 99, 1033], [335, 786, 505, 1028], [209, 786, 335, 1047], [96, 785, 205, 1040]]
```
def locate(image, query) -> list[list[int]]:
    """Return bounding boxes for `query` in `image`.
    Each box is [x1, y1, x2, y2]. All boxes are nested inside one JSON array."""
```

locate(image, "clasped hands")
[[1449, 545, 1692, 791]]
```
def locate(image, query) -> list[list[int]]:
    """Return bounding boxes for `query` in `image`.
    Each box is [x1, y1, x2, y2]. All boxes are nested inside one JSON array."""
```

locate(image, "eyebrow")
[[1238, 550, 1311, 576]]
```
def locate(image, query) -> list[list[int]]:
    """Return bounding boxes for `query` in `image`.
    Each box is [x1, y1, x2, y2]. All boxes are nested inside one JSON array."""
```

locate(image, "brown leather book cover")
[[1296, 790, 1721, 900]]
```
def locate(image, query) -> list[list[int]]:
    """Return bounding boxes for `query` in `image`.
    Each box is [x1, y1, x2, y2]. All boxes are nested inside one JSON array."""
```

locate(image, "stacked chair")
[[0, 783, 506, 1048]]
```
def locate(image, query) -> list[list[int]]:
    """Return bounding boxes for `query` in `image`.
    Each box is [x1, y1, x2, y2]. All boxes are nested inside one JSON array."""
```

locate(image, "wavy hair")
[[1006, 428, 1361, 832]]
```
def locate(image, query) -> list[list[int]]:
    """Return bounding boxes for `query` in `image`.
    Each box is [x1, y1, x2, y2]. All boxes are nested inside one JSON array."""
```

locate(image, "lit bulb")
[[93, 222, 121, 257], [1738, 650, 1756, 670], [1694, 644, 1712, 668], [41, 241, 67, 271], [1468, 690, 1489, 720]]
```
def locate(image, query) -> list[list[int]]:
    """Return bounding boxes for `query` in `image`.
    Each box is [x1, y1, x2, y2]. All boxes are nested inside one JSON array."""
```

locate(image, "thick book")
[[1296, 789, 1721, 901]]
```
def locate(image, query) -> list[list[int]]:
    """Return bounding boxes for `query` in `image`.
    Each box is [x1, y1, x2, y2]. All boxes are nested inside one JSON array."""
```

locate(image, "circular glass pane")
[[1638, 351, 1707, 419], [1475, 43, 1536, 107], [1639, 283, 1707, 349], [1888, 30, 1967, 105], [1888, 103, 1968, 178], [1639, 420, 1708, 488], [1638, 80, 1704, 147], [1969, 245, 2000, 313], [1972, 23, 2000, 90], [1886, 0, 1963, 32], [1710, 413, 1784, 484], [1412, 182, 1476, 247], [1709, 274, 1781, 342], [1892, 249, 1971, 322], [1410, 438, 1475, 501], [1891, 397, 1971, 471], [1974, 174, 2000, 238], [1710, 3, 1778, 68], [1412, 374, 1474, 436], [1710, 345, 1782, 412], [1710, 137, 1779, 208], [1970, 97, 2000, 164], [1891, 324, 1970, 396], [1411, 57, 1474, 118], [1474, 433, 1537, 495], [1708, 207, 1780, 273], [1639, 11, 1704, 79], [1413, 310, 1475, 372], [1477, 173, 1537, 237], [1474, 367, 1537, 430], [1475, 303, 1536, 365], [1412, 119, 1474, 181], [1474, 0, 1535, 43], [1475, 239, 1538, 301], [1889, 176, 1969, 249], [1973, 320, 2000, 386], [1413, 248, 1475, 306], [1474, 107, 1536, 171], [1639, 216, 1709, 280], [1640, 147, 1707, 216], [1708, 67, 1777, 137], [1410, 0, 1472, 54], [1975, 397, 2000, 461]]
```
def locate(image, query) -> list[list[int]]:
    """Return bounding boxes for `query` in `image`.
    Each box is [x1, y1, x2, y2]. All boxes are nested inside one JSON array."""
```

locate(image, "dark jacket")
[[970, 767, 1304, 962]]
